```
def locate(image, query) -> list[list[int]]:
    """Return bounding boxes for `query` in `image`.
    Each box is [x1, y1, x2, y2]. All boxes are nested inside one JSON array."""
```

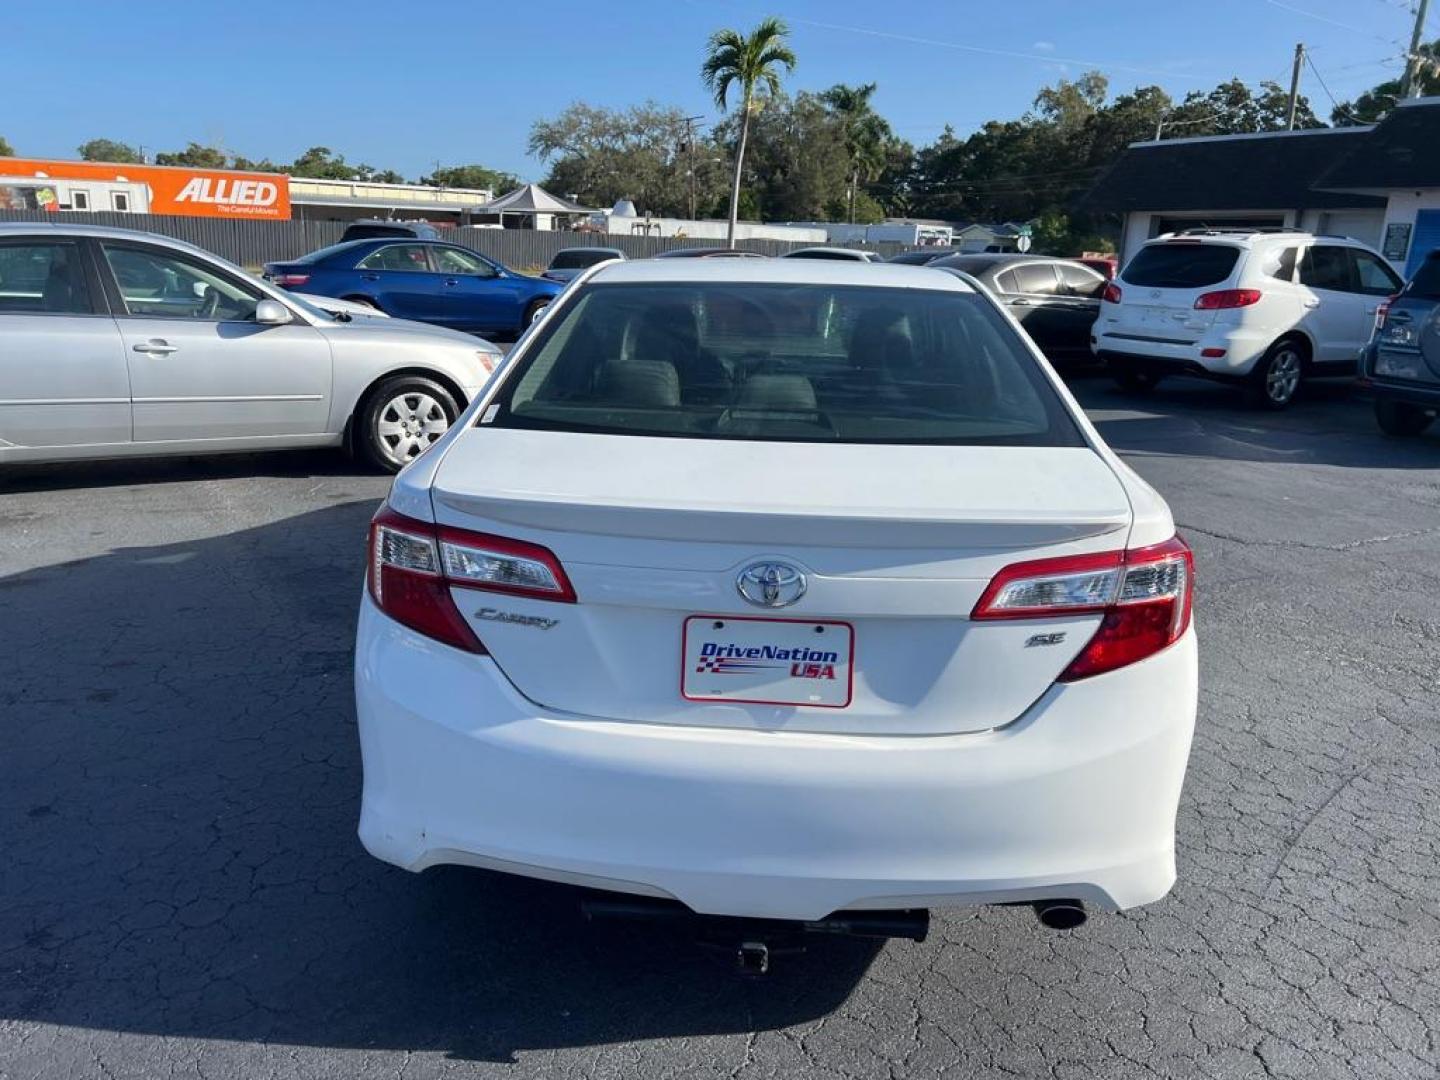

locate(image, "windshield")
[[1407, 254, 1440, 299], [292, 240, 372, 265], [485, 283, 1082, 446], [1123, 243, 1240, 289]]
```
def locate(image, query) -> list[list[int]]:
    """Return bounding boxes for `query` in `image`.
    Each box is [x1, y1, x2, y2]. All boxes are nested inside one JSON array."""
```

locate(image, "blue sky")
[[4, 0, 1425, 181]]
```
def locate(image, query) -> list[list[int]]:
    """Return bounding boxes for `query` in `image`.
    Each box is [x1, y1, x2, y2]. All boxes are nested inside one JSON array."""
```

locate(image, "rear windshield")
[[550, 249, 617, 270], [290, 240, 371, 265], [1407, 254, 1440, 299], [1123, 243, 1240, 288], [484, 283, 1083, 446]]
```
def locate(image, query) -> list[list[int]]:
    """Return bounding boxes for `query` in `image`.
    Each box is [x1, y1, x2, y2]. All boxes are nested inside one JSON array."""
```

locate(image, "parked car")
[[1077, 256, 1118, 280], [1359, 248, 1440, 436], [341, 219, 441, 242], [542, 246, 625, 283], [652, 247, 767, 258], [263, 238, 562, 336], [0, 223, 502, 471], [781, 246, 883, 262], [930, 253, 1106, 362], [887, 248, 962, 265], [354, 258, 1198, 932], [1094, 229, 1403, 408]]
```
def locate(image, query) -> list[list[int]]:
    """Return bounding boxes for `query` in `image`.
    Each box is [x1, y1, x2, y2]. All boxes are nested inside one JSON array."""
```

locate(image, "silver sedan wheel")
[[374, 391, 449, 467], [1265, 347, 1302, 404]]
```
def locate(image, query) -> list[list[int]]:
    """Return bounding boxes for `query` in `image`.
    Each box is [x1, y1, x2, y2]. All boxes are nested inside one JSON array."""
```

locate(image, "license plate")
[[682, 616, 854, 708]]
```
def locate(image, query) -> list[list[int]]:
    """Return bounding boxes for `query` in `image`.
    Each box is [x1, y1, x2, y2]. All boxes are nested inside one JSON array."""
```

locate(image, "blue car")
[[264, 238, 562, 336]]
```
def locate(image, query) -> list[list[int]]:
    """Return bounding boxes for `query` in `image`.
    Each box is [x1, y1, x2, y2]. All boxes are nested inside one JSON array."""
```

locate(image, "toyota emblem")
[[736, 562, 807, 608]]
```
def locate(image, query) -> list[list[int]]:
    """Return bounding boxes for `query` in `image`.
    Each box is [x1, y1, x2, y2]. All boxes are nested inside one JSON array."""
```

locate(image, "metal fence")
[[0, 210, 906, 269]]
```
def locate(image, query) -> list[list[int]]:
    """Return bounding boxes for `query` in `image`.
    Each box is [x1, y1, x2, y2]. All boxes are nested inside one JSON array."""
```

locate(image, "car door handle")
[[361, 273, 380, 282], [132, 340, 178, 355], [1302, 299, 1320, 309], [1009, 298, 1031, 306], [443, 278, 460, 286]]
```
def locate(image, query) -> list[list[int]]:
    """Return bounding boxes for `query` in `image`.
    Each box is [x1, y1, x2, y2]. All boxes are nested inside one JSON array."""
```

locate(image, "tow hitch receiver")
[[580, 895, 929, 974]]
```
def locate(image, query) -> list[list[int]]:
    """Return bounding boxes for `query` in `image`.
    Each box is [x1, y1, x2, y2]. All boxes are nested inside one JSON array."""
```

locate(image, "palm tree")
[[701, 17, 797, 248], [821, 82, 891, 223]]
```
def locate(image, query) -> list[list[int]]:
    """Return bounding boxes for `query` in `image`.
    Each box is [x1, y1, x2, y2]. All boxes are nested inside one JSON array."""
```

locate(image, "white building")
[[1081, 98, 1440, 275]]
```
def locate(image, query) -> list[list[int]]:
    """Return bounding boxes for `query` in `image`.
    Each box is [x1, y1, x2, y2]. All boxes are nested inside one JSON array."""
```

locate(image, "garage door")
[[1406, 209, 1440, 277]]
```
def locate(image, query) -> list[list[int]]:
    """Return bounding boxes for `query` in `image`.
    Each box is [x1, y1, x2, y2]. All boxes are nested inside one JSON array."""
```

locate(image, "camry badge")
[[736, 562, 807, 608], [474, 607, 559, 630]]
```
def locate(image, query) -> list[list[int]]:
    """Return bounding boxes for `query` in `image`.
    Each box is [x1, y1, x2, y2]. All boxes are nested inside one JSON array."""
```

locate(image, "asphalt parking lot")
[[3, 376, 1438, 1080]]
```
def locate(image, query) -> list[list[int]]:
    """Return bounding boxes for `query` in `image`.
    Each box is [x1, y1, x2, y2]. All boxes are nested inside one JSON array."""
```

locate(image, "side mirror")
[[255, 298, 293, 325]]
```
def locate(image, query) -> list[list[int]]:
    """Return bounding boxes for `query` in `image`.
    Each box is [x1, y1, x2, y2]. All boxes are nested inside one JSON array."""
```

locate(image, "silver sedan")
[[0, 223, 505, 472]]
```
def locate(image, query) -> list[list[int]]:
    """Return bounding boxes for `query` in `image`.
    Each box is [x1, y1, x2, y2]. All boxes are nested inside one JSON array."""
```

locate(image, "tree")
[[701, 16, 797, 246], [0, 135, 13, 157], [714, 91, 851, 222], [1160, 78, 1321, 139], [820, 83, 896, 222], [530, 102, 727, 217], [420, 164, 520, 193], [1334, 42, 1440, 124], [154, 142, 228, 168], [77, 138, 142, 163]]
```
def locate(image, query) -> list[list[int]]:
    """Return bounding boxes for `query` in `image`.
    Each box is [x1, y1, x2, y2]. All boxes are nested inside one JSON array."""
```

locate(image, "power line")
[[1304, 52, 1369, 121], [1263, 0, 1410, 46]]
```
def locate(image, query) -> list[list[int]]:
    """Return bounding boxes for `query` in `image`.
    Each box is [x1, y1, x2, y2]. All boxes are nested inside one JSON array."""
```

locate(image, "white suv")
[[1093, 229, 1402, 408]]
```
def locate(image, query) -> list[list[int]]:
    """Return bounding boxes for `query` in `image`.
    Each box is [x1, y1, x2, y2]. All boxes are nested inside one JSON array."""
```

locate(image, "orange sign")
[[0, 158, 292, 219]]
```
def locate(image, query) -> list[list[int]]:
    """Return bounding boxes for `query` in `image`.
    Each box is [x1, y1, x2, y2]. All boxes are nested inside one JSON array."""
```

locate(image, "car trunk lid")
[[429, 428, 1134, 736]]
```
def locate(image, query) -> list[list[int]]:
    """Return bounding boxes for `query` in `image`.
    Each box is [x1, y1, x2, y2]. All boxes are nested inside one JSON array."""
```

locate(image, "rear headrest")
[[736, 373, 817, 412], [597, 360, 681, 408]]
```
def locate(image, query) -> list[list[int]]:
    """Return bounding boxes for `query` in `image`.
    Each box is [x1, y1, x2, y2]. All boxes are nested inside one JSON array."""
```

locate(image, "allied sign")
[[0, 158, 291, 219]]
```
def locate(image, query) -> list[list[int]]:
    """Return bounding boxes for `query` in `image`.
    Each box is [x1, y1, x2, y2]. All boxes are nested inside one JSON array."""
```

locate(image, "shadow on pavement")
[[1068, 373, 1440, 469], [0, 501, 878, 1063], [0, 448, 375, 495]]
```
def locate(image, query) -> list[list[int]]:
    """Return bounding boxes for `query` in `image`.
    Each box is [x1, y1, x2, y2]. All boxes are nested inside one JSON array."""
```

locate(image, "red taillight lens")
[[1375, 294, 1395, 329], [1102, 282, 1122, 304], [367, 507, 576, 652], [971, 535, 1194, 680], [1194, 288, 1261, 310], [269, 272, 310, 287]]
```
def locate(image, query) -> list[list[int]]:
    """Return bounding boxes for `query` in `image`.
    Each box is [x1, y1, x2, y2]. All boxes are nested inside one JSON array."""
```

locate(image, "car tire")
[[1246, 338, 1306, 410], [357, 375, 460, 473], [1111, 361, 1163, 393], [1374, 399, 1435, 437], [524, 298, 551, 327]]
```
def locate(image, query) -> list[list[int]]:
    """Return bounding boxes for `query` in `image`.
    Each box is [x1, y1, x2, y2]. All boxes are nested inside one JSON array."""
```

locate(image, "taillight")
[[367, 506, 576, 651], [1375, 294, 1395, 329], [269, 272, 310, 288], [972, 535, 1194, 680], [1194, 288, 1261, 310], [1102, 282, 1122, 304]]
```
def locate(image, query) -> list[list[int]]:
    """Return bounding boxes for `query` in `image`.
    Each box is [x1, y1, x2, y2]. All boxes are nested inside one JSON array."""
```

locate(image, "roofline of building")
[[1126, 126, 1373, 151]]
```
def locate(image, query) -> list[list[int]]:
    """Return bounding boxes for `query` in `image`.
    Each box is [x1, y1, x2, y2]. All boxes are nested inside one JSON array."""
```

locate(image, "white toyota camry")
[[354, 258, 1197, 929]]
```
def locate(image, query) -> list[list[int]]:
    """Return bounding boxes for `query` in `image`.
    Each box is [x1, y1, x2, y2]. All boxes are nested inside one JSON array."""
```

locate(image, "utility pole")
[[1287, 43, 1305, 129], [1402, 0, 1432, 99], [681, 115, 703, 221]]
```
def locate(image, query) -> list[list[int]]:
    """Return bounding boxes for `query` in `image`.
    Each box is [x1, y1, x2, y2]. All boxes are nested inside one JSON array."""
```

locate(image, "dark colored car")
[[341, 219, 441, 242], [1360, 250, 1440, 436], [264, 239, 562, 335], [652, 248, 767, 259], [929, 254, 1106, 361], [887, 248, 962, 266], [542, 246, 626, 283]]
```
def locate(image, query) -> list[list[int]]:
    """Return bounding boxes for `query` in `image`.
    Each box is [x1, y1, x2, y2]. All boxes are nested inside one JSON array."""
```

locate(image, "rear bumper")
[[1094, 326, 1275, 378], [1362, 375, 1440, 407], [355, 596, 1198, 921]]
